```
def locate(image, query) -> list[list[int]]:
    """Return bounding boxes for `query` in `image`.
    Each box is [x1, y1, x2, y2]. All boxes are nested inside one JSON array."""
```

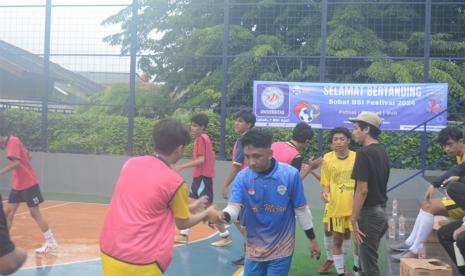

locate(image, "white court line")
[[14, 202, 73, 216], [20, 258, 101, 270]]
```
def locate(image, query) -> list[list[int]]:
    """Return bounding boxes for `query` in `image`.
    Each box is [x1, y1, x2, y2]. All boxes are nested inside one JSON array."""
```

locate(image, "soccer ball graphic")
[[294, 101, 320, 123]]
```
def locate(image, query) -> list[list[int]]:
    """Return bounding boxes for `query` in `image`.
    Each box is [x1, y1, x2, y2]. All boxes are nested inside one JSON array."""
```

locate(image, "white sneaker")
[[211, 236, 233, 247], [35, 240, 58, 254]]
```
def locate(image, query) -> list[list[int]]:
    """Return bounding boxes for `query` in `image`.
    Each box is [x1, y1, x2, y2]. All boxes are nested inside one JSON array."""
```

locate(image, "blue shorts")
[[244, 256, 292, 276]]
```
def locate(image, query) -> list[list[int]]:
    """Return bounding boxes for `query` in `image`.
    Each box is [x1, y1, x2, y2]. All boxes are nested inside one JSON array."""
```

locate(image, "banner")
[[253, 81, 448, 131]]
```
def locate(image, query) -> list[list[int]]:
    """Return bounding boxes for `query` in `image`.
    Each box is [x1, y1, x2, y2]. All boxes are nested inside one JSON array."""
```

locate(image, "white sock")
[[333, 254, 345, 274], [354, 254, 360, 268], [43, 229, 55, 243], [353, 255, 360, 276], [405, 209, 423, 246], [324, 234, 333, 261], [180, 228, 190, 236], [409, 210, 434, 253], [219, 230, 230, 238], [342, 239, 351, 257]]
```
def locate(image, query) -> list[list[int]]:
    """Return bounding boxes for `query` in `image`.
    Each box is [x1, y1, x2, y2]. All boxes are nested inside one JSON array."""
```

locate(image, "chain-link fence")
[[0, 1, 464, 166]]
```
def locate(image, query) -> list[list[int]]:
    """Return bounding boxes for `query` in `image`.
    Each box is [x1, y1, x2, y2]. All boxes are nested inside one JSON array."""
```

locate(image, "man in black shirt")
[[350, 111, 390, 276], [0, 195, 27, 274]]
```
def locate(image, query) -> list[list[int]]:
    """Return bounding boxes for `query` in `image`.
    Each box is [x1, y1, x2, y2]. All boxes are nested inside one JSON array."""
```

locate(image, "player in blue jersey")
[[211, 129, 321, 275]]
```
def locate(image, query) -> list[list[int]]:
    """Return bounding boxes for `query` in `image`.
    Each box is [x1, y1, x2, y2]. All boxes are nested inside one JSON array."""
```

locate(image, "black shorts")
[[8, 184, 44, 207], [189, 176, 213, 204], [0, 195, 15, 257]]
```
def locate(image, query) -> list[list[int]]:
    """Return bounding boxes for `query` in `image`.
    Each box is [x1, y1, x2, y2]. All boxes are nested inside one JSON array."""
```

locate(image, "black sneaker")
[[231, 256, 244, 266]]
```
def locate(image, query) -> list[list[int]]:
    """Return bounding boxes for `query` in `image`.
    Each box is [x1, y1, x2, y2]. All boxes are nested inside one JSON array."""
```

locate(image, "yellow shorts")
[[441, 197, 465, 220], [101, 252, 162, 276], [328, 216, 352, 233], [323, 205, 329, 225]]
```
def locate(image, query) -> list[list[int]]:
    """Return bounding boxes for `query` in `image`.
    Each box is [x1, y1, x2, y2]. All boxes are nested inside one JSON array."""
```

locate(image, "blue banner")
[[253, 81, 448, 131]]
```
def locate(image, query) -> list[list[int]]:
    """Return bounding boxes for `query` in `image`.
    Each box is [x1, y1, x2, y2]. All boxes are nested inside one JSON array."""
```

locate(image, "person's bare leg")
[[5, 203, 20, 231], [0, 248, 27, 275]]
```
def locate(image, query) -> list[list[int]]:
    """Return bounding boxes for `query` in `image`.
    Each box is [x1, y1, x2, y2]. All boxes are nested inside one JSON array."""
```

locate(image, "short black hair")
[[292, 122, 313, 143], [438, 127, 463, 145], [329, 127, 351, 143], [356, 121, 381, 140], [233, 110, 256, 128], [241, 129, 272, 149], [153, 118, 191, 155], [191, 113, 209, 128]]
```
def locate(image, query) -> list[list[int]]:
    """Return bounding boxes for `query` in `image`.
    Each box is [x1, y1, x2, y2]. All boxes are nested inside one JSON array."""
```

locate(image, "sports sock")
[[405, 209, 423, 246], [333, 254, 345, 274], [219, 230, 230, 238], [410, 209, 434, 253], [180, 228, 190, 236], [324, 234, 333, 261]]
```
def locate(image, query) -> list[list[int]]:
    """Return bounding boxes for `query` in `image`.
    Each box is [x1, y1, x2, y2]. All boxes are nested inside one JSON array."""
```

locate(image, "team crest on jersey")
[[248, 187, 256, 195], [277, 185, 287, 195]]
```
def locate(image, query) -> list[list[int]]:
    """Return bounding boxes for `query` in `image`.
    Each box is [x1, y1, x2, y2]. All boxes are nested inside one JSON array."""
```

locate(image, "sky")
[[0, 0, 133, 72]]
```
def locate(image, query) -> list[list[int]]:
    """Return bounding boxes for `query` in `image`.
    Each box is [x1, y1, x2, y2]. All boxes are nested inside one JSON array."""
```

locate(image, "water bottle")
[[398, 213, 406, 239], [392, 199, 398, 217], [418, 241, 426, 259], [388, 216, 396, 239]]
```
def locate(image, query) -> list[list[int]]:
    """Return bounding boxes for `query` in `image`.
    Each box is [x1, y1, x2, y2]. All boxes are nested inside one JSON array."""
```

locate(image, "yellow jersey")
[[320, 151, 356, 217], [457, 151, 465, 164]]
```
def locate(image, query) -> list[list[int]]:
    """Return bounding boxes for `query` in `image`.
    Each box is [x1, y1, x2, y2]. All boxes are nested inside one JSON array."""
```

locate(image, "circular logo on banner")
[[261, 86, 285, 109], [294, 101, 320, 123]]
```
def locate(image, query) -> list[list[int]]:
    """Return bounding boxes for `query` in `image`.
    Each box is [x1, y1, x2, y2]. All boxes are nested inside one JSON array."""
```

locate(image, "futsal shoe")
[[318, 259, 334, 273], [390, 242, 410, 252], [35, 240, 58, 254], [391, 250, 417, 262], [174, 234, 188, 244], [231, 256, 244, 266], [210, 236, 232, 247]]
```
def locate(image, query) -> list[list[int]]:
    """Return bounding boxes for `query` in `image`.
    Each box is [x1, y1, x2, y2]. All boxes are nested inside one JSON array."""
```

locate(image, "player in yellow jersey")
[[320, 127, 359, 276]]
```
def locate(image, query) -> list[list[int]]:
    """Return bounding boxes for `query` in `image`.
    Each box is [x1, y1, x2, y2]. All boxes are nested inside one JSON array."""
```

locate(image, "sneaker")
[[319, 259, 334, 274], [392, 250, 417, 262], [390, 242, 410, 252], [174, 234, 188, 244], [211, 236, 233, 247], [353, 265, 361, 276], [35, 240, 58, 254], [231, 256, 244, 266]]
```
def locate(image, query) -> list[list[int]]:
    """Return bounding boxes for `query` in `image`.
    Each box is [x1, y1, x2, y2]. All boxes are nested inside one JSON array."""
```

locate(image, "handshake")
[[189, 195, 229, 226]]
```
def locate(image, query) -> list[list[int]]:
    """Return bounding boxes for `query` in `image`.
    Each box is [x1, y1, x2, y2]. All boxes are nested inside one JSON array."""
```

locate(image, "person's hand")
[[173, 164, 182, 172], [351, 219, 366, 246], [321, 191, 330, 203], [309, 239, 321, 260], [424, 185, 434, 202], [453, 225, 465, 240], [205, 205, 225, 227], [222, 185, 229, 199], [191, 195, 209, 212], [308, 157, 323, 170], [442, 176, 460, 188]]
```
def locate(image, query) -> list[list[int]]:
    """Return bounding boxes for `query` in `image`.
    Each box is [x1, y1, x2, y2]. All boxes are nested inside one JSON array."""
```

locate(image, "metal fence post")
[[219, 0, 230, 160], [423, 0, 431, 82], [128, 0, 139, 156], [40, 0, 52, 152], [421, 124, 427, 175]]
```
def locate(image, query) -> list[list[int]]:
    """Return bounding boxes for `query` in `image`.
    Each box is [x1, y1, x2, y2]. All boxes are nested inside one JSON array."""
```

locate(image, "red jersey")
[[192, 133, 215, 178], [2, 136, 38, 191]]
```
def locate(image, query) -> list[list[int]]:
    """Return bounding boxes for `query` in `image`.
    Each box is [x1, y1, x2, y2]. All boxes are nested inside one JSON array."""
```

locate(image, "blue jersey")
[[229, 160, 307, 261]]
